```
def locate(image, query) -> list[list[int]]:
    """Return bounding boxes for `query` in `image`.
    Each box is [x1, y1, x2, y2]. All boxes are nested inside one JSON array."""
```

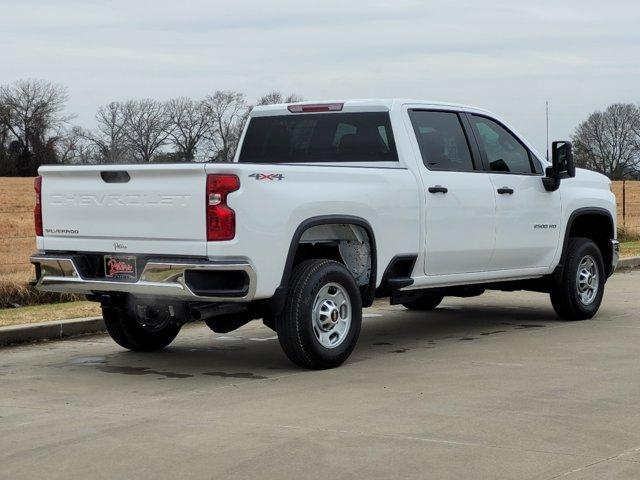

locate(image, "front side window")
[[409, 110, 475, 172], [470, 115, 534, 174], [238, 112, 398, 163]]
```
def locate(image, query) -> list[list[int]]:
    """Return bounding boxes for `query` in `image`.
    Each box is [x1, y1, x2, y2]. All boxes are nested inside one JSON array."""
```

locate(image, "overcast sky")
[[2, 0, 639, 154]]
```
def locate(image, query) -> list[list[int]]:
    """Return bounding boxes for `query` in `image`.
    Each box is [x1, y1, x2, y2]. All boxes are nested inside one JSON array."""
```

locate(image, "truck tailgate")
[[39, 164, 207, 256]]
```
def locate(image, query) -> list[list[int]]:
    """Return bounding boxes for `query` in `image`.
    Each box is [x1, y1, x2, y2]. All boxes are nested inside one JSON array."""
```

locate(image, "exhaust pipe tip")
[[189, 306, 203, 321]]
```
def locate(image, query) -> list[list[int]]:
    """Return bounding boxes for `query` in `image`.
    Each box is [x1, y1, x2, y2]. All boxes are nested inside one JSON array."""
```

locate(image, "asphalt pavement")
[[2, 270, 640, 479]]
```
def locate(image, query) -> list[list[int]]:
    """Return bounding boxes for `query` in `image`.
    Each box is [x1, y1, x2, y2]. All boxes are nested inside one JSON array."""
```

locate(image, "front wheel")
[[550, 237, 605, 320], [276, 259, 362, 369]]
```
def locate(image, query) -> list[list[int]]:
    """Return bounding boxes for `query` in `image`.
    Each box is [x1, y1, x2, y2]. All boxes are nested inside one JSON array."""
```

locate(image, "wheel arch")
[[557, 207, 615, 277], [273, 215, 378, 311]]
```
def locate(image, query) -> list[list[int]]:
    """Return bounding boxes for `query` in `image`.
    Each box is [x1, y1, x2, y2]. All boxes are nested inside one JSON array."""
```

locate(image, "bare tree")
[[204, 91, 248, 162], [52, 126, 79, 164], [165, 97, 211, 161], [0, 104, 9, 174], [81, 102, 131, 163], [54, 126, 97, 164], [256, 91, 303, 106], [0, 79, 72, 173], [120, 99, 171, 162], [573, 103, 640, 179]]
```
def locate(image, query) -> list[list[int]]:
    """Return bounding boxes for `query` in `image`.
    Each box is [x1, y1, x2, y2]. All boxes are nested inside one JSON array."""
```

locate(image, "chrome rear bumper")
[[30, 254, 256, 302]]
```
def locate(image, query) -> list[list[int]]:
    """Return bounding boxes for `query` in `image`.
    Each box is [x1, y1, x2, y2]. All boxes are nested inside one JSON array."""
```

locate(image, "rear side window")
[[238, 112, 398, 163], [469, 115, 535, 174], [409, 111, 475, 172]]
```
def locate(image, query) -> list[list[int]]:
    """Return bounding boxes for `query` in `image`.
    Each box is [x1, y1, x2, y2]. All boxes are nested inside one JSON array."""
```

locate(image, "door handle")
[[428, 185, 448, 194], [497, 187, 514, 195]]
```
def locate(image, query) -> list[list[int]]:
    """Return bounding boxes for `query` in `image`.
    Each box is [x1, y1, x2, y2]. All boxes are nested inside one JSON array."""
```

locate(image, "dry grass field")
[[0, 177, 83, 307], [0, 177, 35, 276]]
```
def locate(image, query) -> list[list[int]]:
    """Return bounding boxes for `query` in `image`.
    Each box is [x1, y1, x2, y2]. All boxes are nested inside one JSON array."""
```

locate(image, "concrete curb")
[[618, 256, 640, 270], [0, 316, 105, 347]]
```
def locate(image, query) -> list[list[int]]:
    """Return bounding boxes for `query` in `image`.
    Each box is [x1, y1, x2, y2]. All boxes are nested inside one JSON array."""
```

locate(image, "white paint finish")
[[548, 168, 617, 270], [408, 266, 550, 290], [422, 171, 496, 275], [39, 164, 207, 255], [41, 237, 207, 258], [35, 99, 617, 302], [204, 162, 420, 298], [249, 99, 392, 117], [488, 173, 561, 270], [398, 102, 495, 276]]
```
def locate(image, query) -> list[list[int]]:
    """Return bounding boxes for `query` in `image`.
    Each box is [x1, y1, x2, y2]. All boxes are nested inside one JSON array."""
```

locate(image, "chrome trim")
[[30, 255, 256, 302], [612, 239, 620, 272]]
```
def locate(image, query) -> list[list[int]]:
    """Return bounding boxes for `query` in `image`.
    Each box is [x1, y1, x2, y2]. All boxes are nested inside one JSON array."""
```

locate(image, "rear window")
[[238, 112, 398, 163]]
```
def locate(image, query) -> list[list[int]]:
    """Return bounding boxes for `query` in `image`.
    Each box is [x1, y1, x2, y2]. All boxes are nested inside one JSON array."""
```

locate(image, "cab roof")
[[250, 99, 495, 117]]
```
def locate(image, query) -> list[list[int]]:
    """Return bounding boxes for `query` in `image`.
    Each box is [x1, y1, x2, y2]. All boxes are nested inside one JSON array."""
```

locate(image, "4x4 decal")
[[249, 173, 284, 181]]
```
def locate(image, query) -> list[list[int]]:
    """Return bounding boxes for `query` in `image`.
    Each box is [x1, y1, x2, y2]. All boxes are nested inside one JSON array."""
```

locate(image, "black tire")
[[276, 259, 362, 369], [402, 294, 444, 311], [550, 237, 605, 320], [102, 304, 182, 351]]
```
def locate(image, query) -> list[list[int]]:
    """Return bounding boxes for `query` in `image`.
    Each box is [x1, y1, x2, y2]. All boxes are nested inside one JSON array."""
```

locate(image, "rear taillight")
[[206, 174, 239, 241], [34, 176, 43, 236]]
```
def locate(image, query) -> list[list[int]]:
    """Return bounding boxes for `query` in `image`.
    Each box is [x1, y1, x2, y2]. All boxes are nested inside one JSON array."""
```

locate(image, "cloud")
[[1, 0, 638, 151]]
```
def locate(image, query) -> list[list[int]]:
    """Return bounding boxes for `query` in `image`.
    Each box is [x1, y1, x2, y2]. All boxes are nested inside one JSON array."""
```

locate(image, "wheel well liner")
[[272, 215, 377, 311], [558, 207, 615, 277]]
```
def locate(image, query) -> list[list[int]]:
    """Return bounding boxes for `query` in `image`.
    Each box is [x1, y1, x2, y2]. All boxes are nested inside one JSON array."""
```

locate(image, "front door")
[[407, 109, 496, 276], [466, 114, 561, 270]]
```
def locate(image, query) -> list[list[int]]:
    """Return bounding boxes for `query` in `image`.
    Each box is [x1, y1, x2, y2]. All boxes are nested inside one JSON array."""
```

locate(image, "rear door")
[[40, 164, 208, 256], [407, 109, 496, 275], [465, 113, 561, 270]]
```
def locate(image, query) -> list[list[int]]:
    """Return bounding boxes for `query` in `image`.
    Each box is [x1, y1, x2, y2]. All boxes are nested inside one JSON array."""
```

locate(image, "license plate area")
[[104, 255, 137, 280]]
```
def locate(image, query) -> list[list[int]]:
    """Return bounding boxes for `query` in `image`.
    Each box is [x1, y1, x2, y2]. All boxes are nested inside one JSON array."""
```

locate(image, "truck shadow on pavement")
[[68, 302, 566, 381], [358, 304, 558, 354]]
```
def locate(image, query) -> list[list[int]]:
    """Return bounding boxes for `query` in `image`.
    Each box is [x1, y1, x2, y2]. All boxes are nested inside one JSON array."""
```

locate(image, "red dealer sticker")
[[104, 255, 137, 279]]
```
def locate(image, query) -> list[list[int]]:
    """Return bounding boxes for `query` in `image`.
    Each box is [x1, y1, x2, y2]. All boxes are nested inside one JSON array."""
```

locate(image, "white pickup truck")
[[31, 99, 619, 369]]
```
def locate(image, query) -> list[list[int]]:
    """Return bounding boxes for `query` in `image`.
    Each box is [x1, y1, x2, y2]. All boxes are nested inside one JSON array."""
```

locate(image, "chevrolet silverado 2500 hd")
[[31, 100, 619, 369]]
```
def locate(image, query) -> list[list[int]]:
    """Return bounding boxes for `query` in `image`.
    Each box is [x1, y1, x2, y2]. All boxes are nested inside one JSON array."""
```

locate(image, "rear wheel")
[[102, 301, 183, 351], [276, 259, 362, 369], [550, 237, 605, 320], [402, 293, 444, 311]]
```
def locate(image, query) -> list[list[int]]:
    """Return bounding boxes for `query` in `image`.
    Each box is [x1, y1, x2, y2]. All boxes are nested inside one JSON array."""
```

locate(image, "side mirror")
[[543, 141, 575, 191], [552, 141, 575, 179]]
